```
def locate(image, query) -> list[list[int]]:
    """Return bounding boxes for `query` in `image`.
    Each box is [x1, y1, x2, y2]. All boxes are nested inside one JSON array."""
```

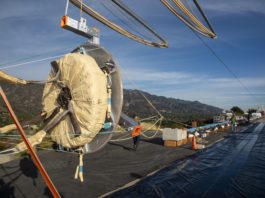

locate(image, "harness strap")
[[74, 148, 84, 182]]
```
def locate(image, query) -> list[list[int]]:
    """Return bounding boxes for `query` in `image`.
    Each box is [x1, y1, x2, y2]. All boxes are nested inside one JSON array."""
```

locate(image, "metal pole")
[[0, 86, 61, 198]]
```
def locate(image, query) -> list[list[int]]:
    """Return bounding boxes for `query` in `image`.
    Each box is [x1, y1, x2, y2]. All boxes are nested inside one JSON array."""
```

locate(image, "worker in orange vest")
[[131, 116, 142, 151]]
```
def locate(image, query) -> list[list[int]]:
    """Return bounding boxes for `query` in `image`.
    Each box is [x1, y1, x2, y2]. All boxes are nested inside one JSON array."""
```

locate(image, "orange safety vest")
[[131, 125, 142, 137]]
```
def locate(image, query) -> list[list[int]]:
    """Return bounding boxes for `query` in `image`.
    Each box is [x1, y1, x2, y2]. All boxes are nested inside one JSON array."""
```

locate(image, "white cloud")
[[202, 0, 265, 15], [120, 67, 265, 109]]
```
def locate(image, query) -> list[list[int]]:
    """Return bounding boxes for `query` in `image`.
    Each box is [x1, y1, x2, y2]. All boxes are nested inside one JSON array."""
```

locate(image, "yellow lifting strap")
[[0, 70, 27, 84], [0, 124, 17, 134]]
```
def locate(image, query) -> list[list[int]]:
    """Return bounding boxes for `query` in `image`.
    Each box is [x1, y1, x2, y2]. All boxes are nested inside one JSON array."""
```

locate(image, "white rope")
[[0, 137, 80, 155], [0, 54, 65, 70], [163, 118, 192, 128], [36, 146, 79, 155], [121, 69, 164, 118], [0, 140, 17, 145], [109, 136, 132, 142], [140, 115, 159, 122], [0, 46, 103, 71], [141, 118, 162, 137], [141, 119, 162, 133], [109, 132, 133, 142], [121, 68, 166, 140], [0, 140, 17, 154], [0, 149, 19, 155], [141, 119, 163, 139]]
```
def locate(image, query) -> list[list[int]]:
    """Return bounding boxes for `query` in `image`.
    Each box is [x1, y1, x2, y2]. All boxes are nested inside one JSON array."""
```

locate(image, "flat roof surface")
[[107, 121, 265, 198], [0, 128, 231, 198]]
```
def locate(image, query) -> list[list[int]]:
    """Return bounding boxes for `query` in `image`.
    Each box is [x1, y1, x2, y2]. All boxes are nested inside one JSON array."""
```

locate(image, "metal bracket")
[[61, 15, 100, 45], [62, 0, 100, 44]]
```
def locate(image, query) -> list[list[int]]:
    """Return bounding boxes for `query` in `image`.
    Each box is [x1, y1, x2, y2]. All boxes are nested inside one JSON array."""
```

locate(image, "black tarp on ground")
[[108, 122, 265, 198], [0, 130, 228, 198]]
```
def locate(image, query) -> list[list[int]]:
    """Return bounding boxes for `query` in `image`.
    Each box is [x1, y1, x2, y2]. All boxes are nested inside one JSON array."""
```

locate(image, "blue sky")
[[0, 0, 264, 111]]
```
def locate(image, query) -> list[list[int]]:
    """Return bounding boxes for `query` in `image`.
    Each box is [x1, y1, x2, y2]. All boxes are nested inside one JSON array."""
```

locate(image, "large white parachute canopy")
[[0, 44, 124, 186], [0, 43, 123, 165], [42, 43, 123, 153]]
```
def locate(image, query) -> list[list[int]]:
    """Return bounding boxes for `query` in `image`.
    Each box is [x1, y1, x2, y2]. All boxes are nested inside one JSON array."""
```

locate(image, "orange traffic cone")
[[192, 136, 197, 150]]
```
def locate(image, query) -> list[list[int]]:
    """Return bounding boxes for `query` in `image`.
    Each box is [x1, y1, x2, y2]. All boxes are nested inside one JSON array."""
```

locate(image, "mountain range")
[[0, 83, 222, 125]]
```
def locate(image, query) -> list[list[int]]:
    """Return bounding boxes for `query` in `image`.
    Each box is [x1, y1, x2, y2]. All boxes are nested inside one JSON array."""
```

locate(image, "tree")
[[231, 106, 244, 115], [247, 108, 257, 114]]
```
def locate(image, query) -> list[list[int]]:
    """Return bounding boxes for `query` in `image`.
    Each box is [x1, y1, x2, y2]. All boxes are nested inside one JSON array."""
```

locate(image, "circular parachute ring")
[[42, 44, 123, 153]]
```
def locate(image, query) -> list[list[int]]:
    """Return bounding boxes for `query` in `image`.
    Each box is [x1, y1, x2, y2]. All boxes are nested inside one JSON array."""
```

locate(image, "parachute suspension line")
[[0, 54, 64, 70], [69, 0, 168, 48], [0, 46, 78, 70], [0, 140, 17, 146], [121, 68, 164, 139], [109, 0, 161, 42], [160, 0, 216, 38], [0, 54, 45, 68], [157, 118, 193, 135], [112, 0, 168, 43], [161, 0, 208, 37], [36, 146, 79, 155], [172, 0, 215, 36], [0, 47, 101, 85], [122, 69, 163, 119], [182, 0, 216, 37], [192, 0, 216, 35], [141, 118, 163, 139], [100, 2, 149, 41], [182, 0, 198, 19], [192, 31, 258, 103], [0, 134, 76, 139], [0, 135, 91, 156], [107, 1, 143, 36], [0, 46, 101, 73], [139, 115, 160, 122], [109, 135, 133, 142], [109, 119, 163, 142]]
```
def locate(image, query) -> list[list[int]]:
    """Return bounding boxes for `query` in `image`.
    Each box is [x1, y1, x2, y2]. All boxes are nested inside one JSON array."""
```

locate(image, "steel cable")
[[161, 0, 216, 38]]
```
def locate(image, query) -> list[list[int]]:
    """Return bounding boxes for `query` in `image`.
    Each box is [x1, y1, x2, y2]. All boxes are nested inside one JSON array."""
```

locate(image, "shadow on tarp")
[[43, 187, 65, 198], [108, 142, 135, 151], [0, 155, 38, 197], [140, 138, 164, 146], [19, 156, 38, 186], [107, 123, 265, 198], [1, 155, 65, 198], [0, 178, 15, 198], [140, 137, 194, 151], [130, 172, 144, 179]]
